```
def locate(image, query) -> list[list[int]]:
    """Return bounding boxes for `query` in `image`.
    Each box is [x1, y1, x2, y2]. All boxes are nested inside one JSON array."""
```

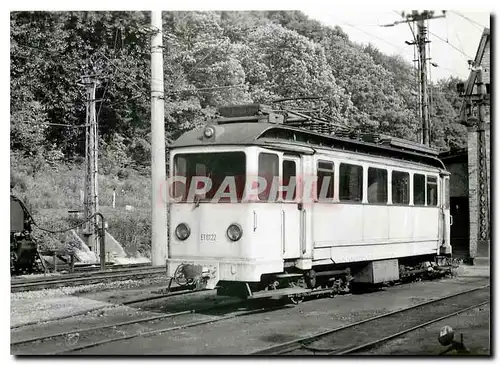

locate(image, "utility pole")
[[417, 19, 430, 145], [150, 11, 168, 267], [384, 10, 446, 146], [81, 75, 100, 254]]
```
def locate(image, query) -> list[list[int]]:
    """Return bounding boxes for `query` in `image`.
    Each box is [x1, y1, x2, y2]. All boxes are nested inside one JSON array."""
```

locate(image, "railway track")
[[11, 281, 489, 355], [61, 262, 151, 273], [252, 285, 490, 355], [11, 297, 289, 355], [11, 265, 166, 292], [10, 284, 201, 330]]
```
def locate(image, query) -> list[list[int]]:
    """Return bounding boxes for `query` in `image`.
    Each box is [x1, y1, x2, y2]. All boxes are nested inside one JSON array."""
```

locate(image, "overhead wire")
[[427, 30, 473, 59], [454, 30, 466, 58], [331, 16, 414, 57], [169, 37, 231, 91], [449, 11, 488, 31], [99, 53, 149, 98], [166, 84, 247, 95], [97, 21, 239, 101], [18, 121, 89, 128]]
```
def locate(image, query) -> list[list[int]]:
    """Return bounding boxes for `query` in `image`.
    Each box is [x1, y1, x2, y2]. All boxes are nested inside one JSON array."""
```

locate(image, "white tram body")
[[166, 104, 452, 295]]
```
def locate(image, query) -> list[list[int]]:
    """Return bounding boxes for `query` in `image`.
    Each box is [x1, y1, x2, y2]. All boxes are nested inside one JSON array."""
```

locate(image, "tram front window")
[[173, 152, 246, 202]]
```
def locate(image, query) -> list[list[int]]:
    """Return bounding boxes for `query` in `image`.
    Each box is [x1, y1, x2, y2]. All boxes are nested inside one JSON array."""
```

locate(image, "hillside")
[[10, 11, 467, 255]]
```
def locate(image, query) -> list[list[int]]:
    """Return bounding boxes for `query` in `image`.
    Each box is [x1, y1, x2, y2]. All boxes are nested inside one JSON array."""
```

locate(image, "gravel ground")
[[67, 276, 490, 355], [11, 275, 168, 301], [11, 275, 170, 327], [11, 265, 490, 355]]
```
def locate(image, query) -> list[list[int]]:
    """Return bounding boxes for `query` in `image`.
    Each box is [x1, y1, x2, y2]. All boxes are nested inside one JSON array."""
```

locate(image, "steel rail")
[[11, 308, 194, 346], [11, 265, 163, 285], [11, 268, 166, 292], [252, 284, 490, 355], [15, 262, 151, 278], [333, 300, 490, 355], [11, 262, 152, 281], [50, 303, 290, 355], [72, 262, 151, 273]]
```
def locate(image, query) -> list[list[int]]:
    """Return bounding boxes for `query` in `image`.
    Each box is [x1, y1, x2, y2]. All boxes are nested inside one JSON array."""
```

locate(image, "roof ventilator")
[[214, 104, 284, 125]]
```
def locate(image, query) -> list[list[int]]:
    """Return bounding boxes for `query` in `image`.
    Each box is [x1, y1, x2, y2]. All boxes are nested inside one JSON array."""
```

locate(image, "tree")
[[239, 23, 354, 124], [429, 78, 467, 150], [10, 10, 466, 167]]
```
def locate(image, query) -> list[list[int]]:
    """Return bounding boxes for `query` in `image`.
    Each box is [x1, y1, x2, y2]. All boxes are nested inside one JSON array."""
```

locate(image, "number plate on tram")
[[201, 233, 216, 242]]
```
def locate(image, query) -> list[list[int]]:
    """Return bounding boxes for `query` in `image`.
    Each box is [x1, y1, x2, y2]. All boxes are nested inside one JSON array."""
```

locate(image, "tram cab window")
[[174, 152, 246, 201], [339, 163, 363, 202], [413, 173, 426, 205], [392, 171, 410, 204], [367, 167, 387, 203], [317, 161, 334, 200], [282, 160, 297, 201], [258, 153, 279, 201], [427, 176, 438, 206]]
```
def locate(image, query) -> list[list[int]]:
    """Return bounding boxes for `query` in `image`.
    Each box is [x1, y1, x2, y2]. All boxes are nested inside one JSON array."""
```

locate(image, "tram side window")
[[392, 171, 410, 204], [282, 160, 297, 201], [258, 153, 279, 201], [367, 167, 387, 203], [339, 163, 363, 202], [427, 176, 438, 206], [317, 161, 334, 200], [413, 173, 426, 205]]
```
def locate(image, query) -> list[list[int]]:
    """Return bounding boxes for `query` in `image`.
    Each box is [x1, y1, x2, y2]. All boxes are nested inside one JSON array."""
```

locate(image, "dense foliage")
[[11, 10, 467, 171]]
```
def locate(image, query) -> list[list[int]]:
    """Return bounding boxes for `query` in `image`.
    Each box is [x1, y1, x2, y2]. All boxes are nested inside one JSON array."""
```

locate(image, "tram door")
[[281, 156, 301, 259], [440, 175, 452, 254]]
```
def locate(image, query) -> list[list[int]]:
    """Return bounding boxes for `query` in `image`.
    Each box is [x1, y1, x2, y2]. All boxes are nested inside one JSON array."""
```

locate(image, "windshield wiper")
[[193, 195, 201, 209]]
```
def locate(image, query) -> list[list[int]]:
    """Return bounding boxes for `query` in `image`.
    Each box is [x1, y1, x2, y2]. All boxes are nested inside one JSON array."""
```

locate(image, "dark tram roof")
[[171, 104, 445, 169]]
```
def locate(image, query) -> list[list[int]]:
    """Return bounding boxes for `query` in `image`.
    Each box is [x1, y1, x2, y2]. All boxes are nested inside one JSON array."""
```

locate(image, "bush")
[[11, 154, 155, 258], [103, 207, 152, 258], [11, 153, 152, 209]]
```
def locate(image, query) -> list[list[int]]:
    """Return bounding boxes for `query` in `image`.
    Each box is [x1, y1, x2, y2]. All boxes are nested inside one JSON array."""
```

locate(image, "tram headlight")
[[203, 126, 215, 138], [175, 223, 190, 241], [227, 223, 243, 241]]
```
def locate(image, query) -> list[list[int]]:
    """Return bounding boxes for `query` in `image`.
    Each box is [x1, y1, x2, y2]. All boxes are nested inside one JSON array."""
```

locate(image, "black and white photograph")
[[8, 6, 491, 356]]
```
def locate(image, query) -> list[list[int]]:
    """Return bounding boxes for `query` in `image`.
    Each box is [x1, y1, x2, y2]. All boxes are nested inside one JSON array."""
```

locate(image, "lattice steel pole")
[[81, 75, 99, 253], [476, 69, 490, 257]]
